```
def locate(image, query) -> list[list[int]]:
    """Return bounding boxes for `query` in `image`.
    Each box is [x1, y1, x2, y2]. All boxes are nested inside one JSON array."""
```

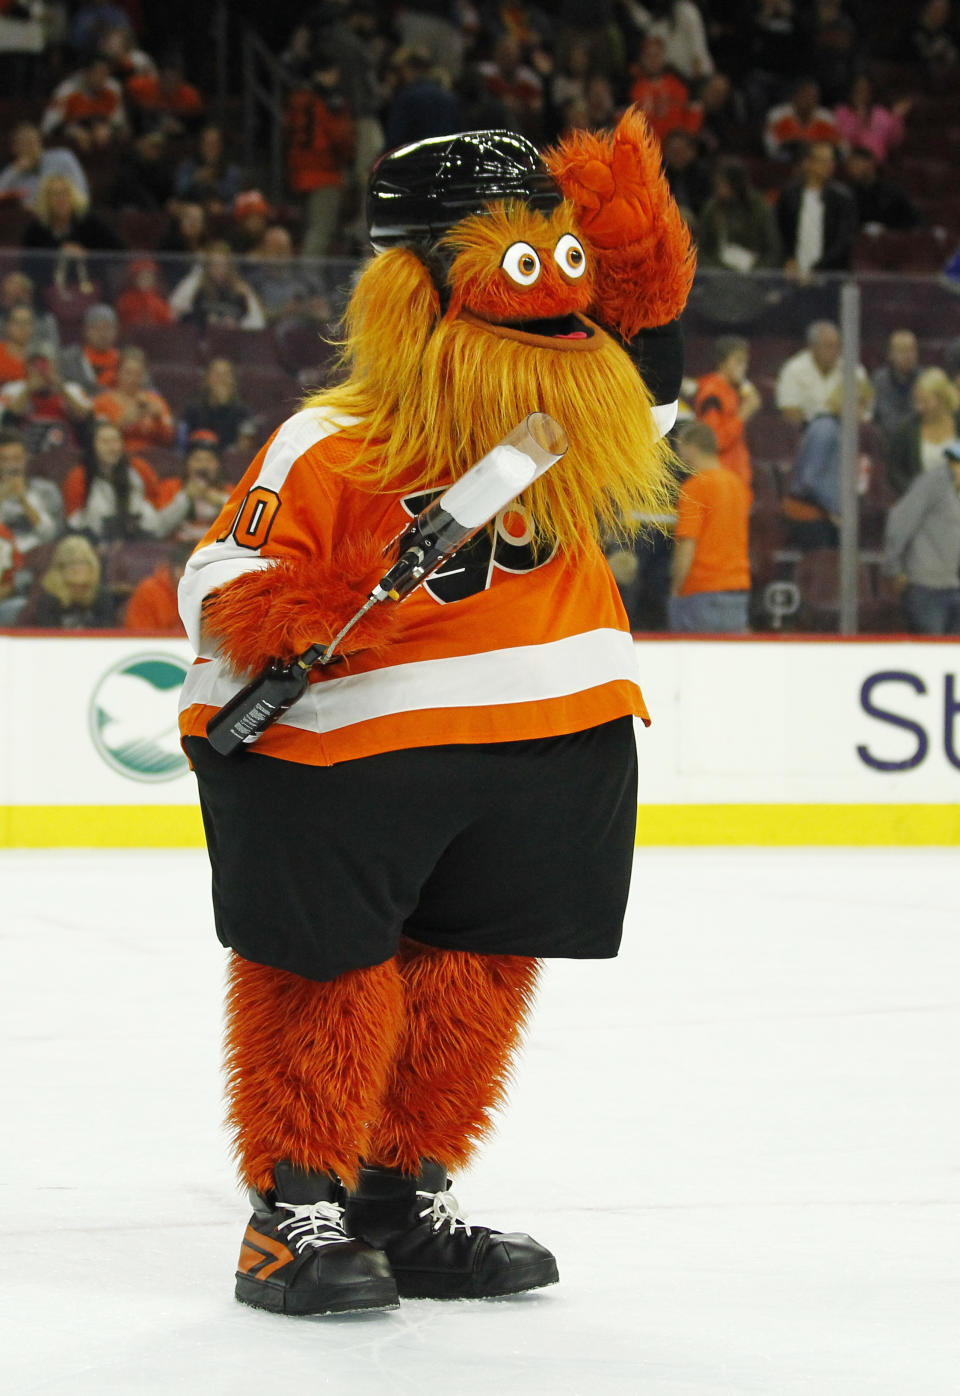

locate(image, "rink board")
[[0, 632, 957, 847]]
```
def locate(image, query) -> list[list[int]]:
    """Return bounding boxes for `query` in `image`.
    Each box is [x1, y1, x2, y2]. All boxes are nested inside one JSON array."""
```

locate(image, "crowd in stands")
[[1, 1, 960, 635]]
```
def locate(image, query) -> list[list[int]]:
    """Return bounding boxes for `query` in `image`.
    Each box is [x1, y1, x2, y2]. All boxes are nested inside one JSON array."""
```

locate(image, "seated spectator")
[[883, 439, 960, 634], [71, 0, 132, 55], [174, 124, 244, 212], [886, 367, 960, 497], [808, 0, 859, 104], [384, 45, 462, 146], [58, 303, 120, 392], [696, 156, 782, 271], [694, 336, 761, 486], [123, 538, 193, 632], [628, 0, 715, 83], [41, 52, 127, 152], [764, 78, 840, 161], [178, 361, 255, 452], [697, 72, 747, 154], [125, 51, 204, 138], [286, 57, 356, 258], [910, 0, 960, 76], [18, 533, 117, 628], [21, 172, 125, 295], [111, 129, 176, 211], [231, 189, 272, 255], [154, 433, 231, 543], [0, 122, 89, 211], [477, 36, 544, 143], [782, 377, 874, 550], [661, 127, 712, 222], [668, 420, 752, 634], [0, 353, 91, 453], [64, 419, 188, 542], [872, 330, 922, 447], [97, 21, 156, 82], [0, 518, 22, 616], [776, 141, 858, 275], [114, 259, 174, 329], [582, 74, 620, 133], [629, 35, 702, 143], [0, 272, 59, 353], [91, 346, 175, 453], [157, 201, 207, 258], [834, 74, 910, 164], [844, 146, 920, 231], [0, 304, 36, 385], [0, 428, 64, 557], [775, 320, 869, 426], [247, 225, 332, 326], [169, 242, 266, 330]]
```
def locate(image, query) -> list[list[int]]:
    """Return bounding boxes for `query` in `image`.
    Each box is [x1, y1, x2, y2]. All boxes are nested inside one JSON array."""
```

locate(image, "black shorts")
[[184, 717, 638, 982]]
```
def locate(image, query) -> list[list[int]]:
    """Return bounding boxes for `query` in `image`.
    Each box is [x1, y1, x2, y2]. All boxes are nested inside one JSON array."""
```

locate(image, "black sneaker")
[[344, 1161, 559, 1300], [235, 1162, 399, 1316]]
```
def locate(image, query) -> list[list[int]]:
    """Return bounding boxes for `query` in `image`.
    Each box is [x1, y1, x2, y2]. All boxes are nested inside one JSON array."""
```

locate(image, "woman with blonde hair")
[[887, 366, 960, 497], [18, 534, 117, 628], [21, 172, 124, 294]]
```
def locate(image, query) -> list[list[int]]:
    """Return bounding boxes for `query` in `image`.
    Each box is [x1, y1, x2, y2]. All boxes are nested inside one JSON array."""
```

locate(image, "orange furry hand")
[[545, 107, 696, 338], [201, 534, 403, 678]]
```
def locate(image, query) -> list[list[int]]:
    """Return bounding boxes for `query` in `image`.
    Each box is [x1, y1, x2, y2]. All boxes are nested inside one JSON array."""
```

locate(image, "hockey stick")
[[205, 412, 569, 755]]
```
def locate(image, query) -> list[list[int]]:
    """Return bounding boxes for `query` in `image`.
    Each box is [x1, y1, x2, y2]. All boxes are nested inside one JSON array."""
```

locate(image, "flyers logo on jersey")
[[401, 488, 558, 604]]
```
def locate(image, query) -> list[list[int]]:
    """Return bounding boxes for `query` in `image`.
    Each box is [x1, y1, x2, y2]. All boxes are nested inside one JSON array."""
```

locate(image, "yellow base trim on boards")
[[1, 805, 205, 848], [1, 803, 958, 848], [636, 804, 960, 846]]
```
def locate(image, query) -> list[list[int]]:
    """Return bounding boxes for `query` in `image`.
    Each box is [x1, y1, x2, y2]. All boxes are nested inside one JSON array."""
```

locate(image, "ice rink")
[[3, 846, 958, 1396]]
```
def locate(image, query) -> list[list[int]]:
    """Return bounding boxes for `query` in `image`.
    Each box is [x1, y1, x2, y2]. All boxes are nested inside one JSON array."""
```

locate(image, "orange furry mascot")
[[178, 111, 693, 1317]]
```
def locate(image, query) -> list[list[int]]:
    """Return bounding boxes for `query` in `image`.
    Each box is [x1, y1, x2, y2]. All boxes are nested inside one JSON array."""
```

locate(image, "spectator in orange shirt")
[[764, 77, 840, 161], [114, 259, 174, 329], [124, 539, 192, 632], [668, 420, 752, 633], [694, 336, 761, 486], [126, 52, 204, 138], [629, 35, 702, 143], [0, 305, 36, 385], [285, 59, 355, 258], [41, 53, 127, 151], [92, 346, 175, 452]]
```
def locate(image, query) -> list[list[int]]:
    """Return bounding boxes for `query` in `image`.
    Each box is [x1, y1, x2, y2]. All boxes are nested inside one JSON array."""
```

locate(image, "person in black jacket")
[[776, 140, 858, 274]]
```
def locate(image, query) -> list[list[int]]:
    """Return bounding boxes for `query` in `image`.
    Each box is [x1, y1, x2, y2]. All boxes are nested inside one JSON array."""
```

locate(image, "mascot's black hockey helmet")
[[366, 130, 563, 253]]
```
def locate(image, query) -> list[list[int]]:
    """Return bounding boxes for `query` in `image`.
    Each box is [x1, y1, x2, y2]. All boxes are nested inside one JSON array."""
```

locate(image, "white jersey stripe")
[[179, 627, 641, 734], [177, 406, 359, 654]]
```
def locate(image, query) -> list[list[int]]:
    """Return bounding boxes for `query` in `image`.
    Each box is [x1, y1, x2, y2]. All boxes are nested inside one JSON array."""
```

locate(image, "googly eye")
[[554, 233, 586, 279], [501, 242, 541, 286]]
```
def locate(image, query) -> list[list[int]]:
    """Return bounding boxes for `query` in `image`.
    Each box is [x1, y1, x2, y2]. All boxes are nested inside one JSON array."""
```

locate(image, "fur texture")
[[544, 107, 696, 339], [201, 533, 404, 677], [307, 248, 676, 550], [224, 953, 405, 1192], [366, 940, 542, 1173]]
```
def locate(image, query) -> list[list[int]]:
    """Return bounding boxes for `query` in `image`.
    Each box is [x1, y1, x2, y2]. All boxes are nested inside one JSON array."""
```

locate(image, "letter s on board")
[[857, 671, 928, 772]]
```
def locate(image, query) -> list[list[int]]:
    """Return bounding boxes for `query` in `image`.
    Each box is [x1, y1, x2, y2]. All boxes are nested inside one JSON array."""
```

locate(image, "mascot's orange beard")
[[305, 246, 676, 552]]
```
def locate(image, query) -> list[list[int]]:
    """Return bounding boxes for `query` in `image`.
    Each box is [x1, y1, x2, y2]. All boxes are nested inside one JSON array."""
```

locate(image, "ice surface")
[[2, 847, 958, 1395]]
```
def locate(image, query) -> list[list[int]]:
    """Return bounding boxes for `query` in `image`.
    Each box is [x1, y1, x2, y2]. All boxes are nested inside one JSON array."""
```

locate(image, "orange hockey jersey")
[[178, 406, 650, 767]]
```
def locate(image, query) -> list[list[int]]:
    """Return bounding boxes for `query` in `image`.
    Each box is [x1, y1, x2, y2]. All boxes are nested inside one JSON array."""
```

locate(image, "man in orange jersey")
[[694, 335, 760, 486], [178, 117, 694, 1318], [669, 420, 752, 632]]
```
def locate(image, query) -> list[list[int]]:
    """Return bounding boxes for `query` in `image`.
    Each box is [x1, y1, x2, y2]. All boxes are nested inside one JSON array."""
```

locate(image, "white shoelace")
[[416, 1187, 472, 1236], [276, 1200, 352, 1251]]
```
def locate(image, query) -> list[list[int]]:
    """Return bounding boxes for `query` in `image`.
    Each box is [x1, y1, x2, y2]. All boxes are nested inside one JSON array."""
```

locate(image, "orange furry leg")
[[365, 940, 541, 1173], [224, 952, 404, 1193]]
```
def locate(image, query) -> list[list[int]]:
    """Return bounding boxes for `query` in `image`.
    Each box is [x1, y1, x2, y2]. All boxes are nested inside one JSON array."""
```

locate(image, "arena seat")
[[123, 321, 202, 364], [205, 325, 280, 367]]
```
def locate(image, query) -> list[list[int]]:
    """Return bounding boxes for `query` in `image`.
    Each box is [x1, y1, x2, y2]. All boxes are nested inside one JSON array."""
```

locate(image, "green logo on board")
[[88, 653, 190, 782]]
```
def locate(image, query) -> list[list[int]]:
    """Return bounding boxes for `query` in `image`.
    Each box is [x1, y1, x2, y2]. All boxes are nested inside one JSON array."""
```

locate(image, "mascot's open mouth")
[[458, 308, 598, 348]]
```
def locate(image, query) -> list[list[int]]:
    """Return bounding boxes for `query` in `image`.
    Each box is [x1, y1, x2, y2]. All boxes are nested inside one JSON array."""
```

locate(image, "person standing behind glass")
[[883, 441, 960, 635], [668, 420, 752, 633]]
